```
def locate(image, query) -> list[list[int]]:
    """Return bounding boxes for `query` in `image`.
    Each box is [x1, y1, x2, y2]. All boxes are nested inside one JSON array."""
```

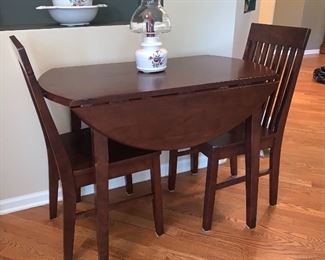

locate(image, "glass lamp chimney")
[[130, 0, 171, 73]]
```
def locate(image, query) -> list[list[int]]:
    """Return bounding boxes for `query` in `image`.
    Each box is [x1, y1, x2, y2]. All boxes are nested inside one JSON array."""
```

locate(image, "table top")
[[39, 55, 277, 107]]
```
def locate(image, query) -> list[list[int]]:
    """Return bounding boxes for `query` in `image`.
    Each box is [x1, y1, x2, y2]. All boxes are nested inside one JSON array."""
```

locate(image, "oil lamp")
[[130, 0, 171, 73]]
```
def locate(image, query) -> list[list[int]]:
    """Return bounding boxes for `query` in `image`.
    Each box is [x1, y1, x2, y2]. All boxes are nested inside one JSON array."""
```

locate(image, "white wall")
[[164, 1, 237, 58], [232, 0, 261, 58], [0, 0, 261, 214]]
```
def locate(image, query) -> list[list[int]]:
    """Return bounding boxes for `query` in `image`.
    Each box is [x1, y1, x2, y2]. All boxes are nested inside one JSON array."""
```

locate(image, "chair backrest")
[[243, 23, 310, 135], [9, 36, 74, 186]]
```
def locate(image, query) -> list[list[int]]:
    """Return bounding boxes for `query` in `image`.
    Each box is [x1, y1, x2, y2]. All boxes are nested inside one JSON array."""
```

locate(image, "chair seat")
[[200, 124, 276, 155], [60, 128, 159, 171]]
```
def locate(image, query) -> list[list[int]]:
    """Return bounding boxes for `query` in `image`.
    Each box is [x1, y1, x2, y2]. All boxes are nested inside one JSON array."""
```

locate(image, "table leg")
[[92, 129, 109, 260], [70, 110, 82, 132], [245, 111, 261, 229], [70, 110, 82, 202]]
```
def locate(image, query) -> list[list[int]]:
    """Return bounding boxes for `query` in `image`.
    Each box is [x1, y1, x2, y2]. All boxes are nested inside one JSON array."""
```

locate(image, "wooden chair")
[[168, 23, 311, 231], [70, 107, 134, 201], [10, 35, 164, 259]]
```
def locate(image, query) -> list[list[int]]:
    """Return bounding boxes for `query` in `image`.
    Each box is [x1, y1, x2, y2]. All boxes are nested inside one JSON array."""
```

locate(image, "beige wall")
[[273, 0, 325, 50], [273, 0, 306, 27], [259, 0, 276, 24], [2, 0, 260, 213], [301, 0, 325, 50]]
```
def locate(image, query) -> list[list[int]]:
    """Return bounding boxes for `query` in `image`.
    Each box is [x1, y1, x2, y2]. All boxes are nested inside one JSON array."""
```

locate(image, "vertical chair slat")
[[270, 45, 283, 71], [276, 46, 289, 75], [262, 91, 276, 128], [253, 42, 263, 63], [260, 43, 270, 65], [265, 44, 276, 68], [261, 46, 283, 127], [270, 48, 297, 131], [243, 40, 258, 61], [273, 50, 305, 131], [263, 45, 290, 128], [261, 43, 276, 127]]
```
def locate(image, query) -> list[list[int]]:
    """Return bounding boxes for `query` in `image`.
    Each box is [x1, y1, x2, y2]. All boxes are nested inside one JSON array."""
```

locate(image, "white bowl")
[[36, 5, 107, 26], [52, 0, 93, 6]]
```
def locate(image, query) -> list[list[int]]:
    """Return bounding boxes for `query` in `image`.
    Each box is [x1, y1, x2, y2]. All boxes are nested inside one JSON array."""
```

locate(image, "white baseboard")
[[0, 155, 209, 215], [0, 190, 62, 215], [304, 49, 320, 55]]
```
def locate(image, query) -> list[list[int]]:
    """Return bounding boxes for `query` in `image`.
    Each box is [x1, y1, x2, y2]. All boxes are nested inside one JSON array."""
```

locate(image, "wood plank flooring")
[[1, 54, 325, 259]]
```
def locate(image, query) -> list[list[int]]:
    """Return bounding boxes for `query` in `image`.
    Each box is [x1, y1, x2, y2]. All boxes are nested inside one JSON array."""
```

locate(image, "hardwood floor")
[[1, 55, 324, 259]]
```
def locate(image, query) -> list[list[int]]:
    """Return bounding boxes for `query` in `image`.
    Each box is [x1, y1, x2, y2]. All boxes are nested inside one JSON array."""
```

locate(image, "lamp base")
[[135, 36, 168, 73], [137, 65, 167, 74]]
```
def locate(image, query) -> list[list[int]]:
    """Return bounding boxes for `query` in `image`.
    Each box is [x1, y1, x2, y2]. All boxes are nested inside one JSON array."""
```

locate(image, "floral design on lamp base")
[[149, 50, 166, 68], [136, 37, 168, 73]]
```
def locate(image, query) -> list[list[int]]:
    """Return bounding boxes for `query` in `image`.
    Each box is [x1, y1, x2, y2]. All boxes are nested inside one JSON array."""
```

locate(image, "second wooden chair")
[[10, 35, 164, 260], [168, 23, 311, 231]]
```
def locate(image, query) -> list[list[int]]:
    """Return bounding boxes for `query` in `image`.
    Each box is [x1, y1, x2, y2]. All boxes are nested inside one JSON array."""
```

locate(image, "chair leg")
[[49, 152, 59, 219], [71, 110, 82, 203], [125, 174, 133, 195], [202, 156, 219, 231], [230, 156, 238, 177], [191, 150, 199, 174], [150, 156, 164, 236], [76, 188, 81, 202], [245, 113, 260, 229], [168, 150, 178, 191], [63, 194, 77, 260], [269, 144, 281, 206], [92, 130, 110, 259]]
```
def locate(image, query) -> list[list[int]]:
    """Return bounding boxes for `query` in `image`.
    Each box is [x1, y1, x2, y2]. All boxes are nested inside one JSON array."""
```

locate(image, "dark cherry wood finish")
[[39, 55, 277, 107], [10, 36, 164, 260], [69, 110, 133, 197], [168, 23, 311, 231], [37, 41, 278, 258], [71, 82, 276, 150]]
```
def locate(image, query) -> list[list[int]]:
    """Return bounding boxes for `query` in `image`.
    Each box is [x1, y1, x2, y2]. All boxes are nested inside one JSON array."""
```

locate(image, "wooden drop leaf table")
[[39, 55, 279, 259]]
